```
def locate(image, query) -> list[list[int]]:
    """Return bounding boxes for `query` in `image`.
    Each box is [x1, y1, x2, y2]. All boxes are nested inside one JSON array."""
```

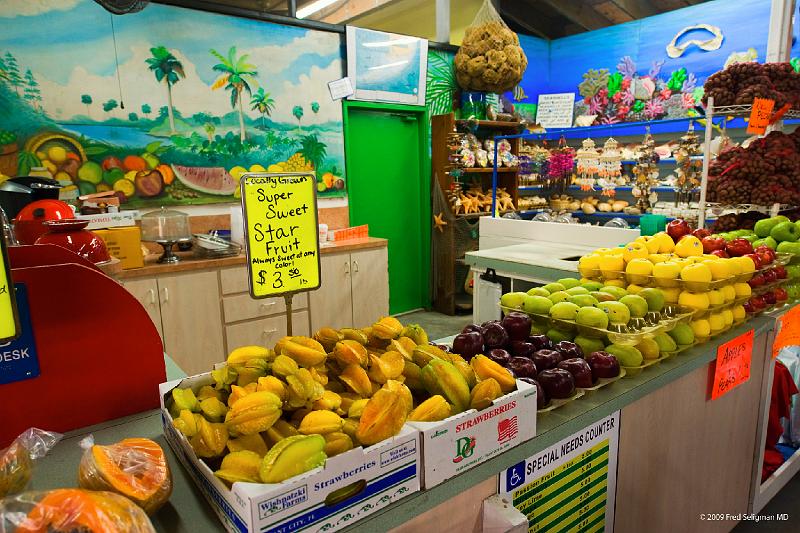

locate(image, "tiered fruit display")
[[703, 62, 800, 108], [454, 310, 625, 410], [167, 317, 516, 486]]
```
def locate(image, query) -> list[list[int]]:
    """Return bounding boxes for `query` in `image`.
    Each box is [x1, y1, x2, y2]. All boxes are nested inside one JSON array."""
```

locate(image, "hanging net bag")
[[454, 0, 527, 93]]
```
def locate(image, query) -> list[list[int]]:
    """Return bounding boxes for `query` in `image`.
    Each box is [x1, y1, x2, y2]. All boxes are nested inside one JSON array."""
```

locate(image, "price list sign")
[[241, 173, 321, 300], [501, 412, 619, 533], [711, 329, 754, 400]]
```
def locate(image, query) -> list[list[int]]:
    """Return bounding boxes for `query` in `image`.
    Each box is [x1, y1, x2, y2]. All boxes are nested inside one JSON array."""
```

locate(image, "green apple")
[[500, 292, 527, 310], [718, 232, 733, 241], [542, 282, 567, 294], [754, 216, 789, 238], [548, 291, 570, 304], [546, 328, 574, 343], [771, 221, 800, 243], [741, 234, 758, 243], [605, 344, 643, 366], [522, 295, 553, 315], [619, 294, 649, 318], [668, 323, 695, 345], [786, 264, 800, 279], [638, 287, 666, 312], [636, 338, 660, 360], [530, 322, 549, 335], [777, 241, 800, 254], [599, 286, 628, 300], [653, 333, 677, 352], [526, 287, 551, 297], [550, 301, 581, 320], [590, 291, 617, 302], [574, 335, 606, 356], [753, 236, 778, 249], [731, 229, 754, 237], [575, 306, 609, 329], [557, 278, 581, 289], [568, 294, 599, 307], [581, 281, 604, 292], [596, 301, 631, 325], [565, 286, 590, 296]]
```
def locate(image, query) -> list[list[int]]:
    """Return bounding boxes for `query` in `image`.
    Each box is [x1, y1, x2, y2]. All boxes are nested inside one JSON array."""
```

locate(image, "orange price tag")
[[772, 305, 800, 358], [711, 329, 753, 400], [770, 103, 791, 124], [747, 98, 775, 134]]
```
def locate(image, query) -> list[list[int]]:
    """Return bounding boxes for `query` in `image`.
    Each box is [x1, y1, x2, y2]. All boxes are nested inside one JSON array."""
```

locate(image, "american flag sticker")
[[497, 416, 518, 443]]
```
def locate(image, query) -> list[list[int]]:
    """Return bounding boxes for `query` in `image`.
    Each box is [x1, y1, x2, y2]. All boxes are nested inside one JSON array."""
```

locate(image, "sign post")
[[0, 231, 19, 343], [241, 172, 321, 335]]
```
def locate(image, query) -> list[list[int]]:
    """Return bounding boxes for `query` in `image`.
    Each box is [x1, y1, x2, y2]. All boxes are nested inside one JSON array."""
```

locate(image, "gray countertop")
[[465, 242, 598, 281]]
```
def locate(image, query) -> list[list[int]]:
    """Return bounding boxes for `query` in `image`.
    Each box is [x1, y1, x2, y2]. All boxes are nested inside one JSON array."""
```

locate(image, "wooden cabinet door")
[[225, 311, 310, 352], [309, 253, 354, 331], [158, 271, 225, 376], [351, 247, 389, 327], [121, 278, 163, 339]]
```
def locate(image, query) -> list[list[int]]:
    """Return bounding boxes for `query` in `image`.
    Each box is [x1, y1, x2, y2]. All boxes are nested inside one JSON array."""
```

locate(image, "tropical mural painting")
[[0, 0, 347, 208]]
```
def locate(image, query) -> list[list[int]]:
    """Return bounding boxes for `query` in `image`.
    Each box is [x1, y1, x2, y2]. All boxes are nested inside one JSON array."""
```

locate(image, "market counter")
[[464, 241, 595, 282], [24, 314, 782, 533], [117, 237, 387, 280]]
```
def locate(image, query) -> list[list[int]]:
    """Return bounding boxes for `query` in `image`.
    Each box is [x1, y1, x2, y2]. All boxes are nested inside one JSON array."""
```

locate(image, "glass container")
[[140, 207, 191, 263]]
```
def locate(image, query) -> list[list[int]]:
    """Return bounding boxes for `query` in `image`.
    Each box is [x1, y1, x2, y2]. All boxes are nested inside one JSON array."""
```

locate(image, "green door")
[[344, 103, 430, 314]]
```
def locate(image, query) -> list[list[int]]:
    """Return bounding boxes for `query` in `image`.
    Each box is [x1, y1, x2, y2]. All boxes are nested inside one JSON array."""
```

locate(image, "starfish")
[[433, 212, 448, 232]]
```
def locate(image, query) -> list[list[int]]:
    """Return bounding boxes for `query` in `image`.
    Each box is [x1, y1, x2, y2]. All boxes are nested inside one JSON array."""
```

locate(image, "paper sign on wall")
[[747, 98, 775, 134], [711, 329, 754, 400], [772, 306, 800, 358], [536, 93, 575, 128], [0, 233, 19, 342], [500, 412, 619, 532], [241, 173, 321, 299]]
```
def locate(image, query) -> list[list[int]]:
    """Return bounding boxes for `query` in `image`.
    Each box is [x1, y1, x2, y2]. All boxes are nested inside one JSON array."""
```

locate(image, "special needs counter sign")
[[241, 173, 320, 298], [501, 412, 620, 533]]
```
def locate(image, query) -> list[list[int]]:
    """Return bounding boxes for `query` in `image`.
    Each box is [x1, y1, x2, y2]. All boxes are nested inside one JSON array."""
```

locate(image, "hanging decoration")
[[547, 136, 575, 192], [576, 138, 600, 191], [673, 123, 703, 204], [597, 137, 622, 197], [631, 130, 660, 211]]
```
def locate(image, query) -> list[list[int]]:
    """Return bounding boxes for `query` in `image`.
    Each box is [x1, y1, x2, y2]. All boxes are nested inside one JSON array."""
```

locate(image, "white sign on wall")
[[536, 93, 576, 128], [500, 411, 620, 532]]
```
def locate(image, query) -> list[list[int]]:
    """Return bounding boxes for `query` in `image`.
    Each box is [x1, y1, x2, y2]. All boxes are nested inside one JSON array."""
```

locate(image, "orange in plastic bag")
[[77, 437, 172, 515], [0, 428, 62, 498], [1, 489, 156, 533]]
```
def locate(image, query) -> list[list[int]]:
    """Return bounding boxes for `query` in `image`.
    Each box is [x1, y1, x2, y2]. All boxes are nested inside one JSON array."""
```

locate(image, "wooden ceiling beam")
[[540, 0, 613, 30], [608, 0, 658, 19], [497, 0, 560, 39]]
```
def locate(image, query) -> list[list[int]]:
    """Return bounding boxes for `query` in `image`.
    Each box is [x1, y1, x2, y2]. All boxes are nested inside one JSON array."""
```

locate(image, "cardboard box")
[[160, 375, 420, 533], [76, 211, 139, 230], [94, 226, 144, 269], [408, 379, 537, 488]]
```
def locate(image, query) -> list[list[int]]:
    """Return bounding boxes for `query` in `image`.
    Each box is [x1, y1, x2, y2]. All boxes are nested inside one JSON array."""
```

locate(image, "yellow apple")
[[690, 319, 711, 338], [721, 308, 734, 327], [678, 290, 710, 311], [707, 289, 724, 306], [720, 284, 736, 303], [623, 241, 650, 263], [708, 313, 725, 332], [636, 235, 661, 254], [599, 255, 624, 279], [707, 259, 733, 281], [653, 261, 681, 288], [661, 287, 681, 303], [578, 254, 601, 278], [625, 258, 654, 285], [626, 283, 646, 294], [674, 236, 703, 258], [604, 278, 627, 288], [732, 304, 746, 321], [648, 254, 670, 264], [680, 263, 712, 283], [733, 282, 752, 298], [652, 232, 675, 253]]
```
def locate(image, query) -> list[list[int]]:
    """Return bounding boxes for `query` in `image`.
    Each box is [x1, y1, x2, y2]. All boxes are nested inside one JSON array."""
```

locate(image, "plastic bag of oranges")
[[0, 428, 63, 498]]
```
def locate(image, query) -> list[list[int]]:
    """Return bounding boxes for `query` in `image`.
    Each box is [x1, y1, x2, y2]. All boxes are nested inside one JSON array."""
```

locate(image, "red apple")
[[763, 269, 778, 284], [702, 236, 726, 253], [743, 300, 756, 314], [775, 288, 789, 302], [667, 219, 692, 242], [755, 245, 777, 264], [763, 291, 777, 306], [693, 228, 712, 240], [726, 238, 754, 257], [744, 253, 762, 269], [748, 273, 766, 288], [750, 295, 767, 310], [102, 156, 123, 171], [711, 249, 730, 258], [773, 265, 788, 279]]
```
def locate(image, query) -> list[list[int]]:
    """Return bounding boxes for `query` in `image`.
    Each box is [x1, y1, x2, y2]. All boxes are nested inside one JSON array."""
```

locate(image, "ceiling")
[[174, 0, 713, 41]]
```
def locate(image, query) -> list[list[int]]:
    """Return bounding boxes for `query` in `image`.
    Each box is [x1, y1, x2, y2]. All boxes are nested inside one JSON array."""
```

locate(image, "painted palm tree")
[[300, 134, 327, 171], [81, 94, 92, 118], [311, 101, 320, 115], [204, 121, 216, 141], [146, 46, 185, 134], [141, 103, 151, 118], [250, 88, 275, 129], [293, 105, 304, 133], [210, 46, 258, 142]]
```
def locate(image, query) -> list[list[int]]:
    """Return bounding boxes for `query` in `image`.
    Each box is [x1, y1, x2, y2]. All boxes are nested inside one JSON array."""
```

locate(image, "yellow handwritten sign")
[[241, 173, 321, 299], [0, 235, 19, 342]]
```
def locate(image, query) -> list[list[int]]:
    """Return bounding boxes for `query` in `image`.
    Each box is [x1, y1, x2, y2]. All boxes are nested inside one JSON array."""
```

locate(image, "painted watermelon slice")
[[171, 164, 237, 196]]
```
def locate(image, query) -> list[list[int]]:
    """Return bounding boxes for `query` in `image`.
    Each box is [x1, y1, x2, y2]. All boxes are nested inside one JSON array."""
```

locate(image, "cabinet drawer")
[[225, 311, 310, 350], [220, 266, 249, 295], [222, 292, 309, 324]]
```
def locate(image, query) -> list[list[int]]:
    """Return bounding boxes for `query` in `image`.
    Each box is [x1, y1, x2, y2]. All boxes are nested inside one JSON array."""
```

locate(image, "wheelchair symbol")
[[506, 461, 525, 492]]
